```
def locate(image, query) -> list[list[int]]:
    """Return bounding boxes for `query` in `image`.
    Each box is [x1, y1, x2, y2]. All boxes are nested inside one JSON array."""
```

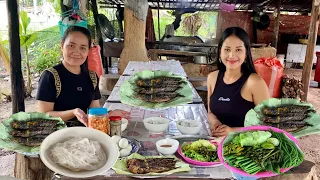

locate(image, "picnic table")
[[13, 60, 317, 180]]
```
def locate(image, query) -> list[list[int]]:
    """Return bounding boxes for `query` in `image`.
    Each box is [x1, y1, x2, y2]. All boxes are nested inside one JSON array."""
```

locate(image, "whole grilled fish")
[[9, 127, 57, 137], [262, 114, 308, 123], [13, 135, 48, 146], [262, 105, 312, 116], [137, 86, 180, 94], [136, 77, 184, 87], [137, 92, 182, 103], [264, 121, 310, 132], [11, 119, 60, 130]]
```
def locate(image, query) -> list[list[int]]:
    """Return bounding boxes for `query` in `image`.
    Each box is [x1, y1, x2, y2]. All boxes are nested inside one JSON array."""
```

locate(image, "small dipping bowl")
[[156, 138, 179, 156], [121, 118, 128, 132]]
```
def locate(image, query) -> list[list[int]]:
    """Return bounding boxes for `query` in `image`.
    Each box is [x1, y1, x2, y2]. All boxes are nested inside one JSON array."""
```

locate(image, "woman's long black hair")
[[61, 26, 92, 75], [217, 27, 256, 75]]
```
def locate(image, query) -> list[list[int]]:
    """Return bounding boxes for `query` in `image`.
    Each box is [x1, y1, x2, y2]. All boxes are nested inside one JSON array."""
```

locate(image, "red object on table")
[[109, 116, 122, 121], [315, 52, 320, 83]]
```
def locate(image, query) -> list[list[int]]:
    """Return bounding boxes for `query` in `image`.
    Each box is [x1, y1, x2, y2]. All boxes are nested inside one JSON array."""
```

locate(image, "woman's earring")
[[219, 58, 222, 63]]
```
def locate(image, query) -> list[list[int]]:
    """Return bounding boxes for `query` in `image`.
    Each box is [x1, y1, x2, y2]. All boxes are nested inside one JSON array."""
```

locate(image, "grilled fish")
[[11, 119, 60, 129], [264, 121, 310, 132], [9, 127, 57, 137], [13, 135, 48, 147], [262, 114, 308, 123], [137, 86, 180, 94], [137, 92, 182, 103], [136, 77, 184, 87], [262, 105, 312, 116], [127, 158, 177, 174]]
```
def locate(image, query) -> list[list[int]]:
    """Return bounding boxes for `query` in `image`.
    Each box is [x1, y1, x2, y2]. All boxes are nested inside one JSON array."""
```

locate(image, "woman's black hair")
[[217, 27, 256, 75], [61, 26, 92, 74]]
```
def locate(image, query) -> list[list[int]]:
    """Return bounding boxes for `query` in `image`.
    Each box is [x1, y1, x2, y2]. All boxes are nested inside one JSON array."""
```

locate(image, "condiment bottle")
[[109, 116, 122, 136], [88, 108, 108, 134]]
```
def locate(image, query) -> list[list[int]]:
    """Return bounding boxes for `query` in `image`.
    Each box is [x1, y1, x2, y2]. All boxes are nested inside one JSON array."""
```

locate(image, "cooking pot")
[[194, 56, 214, 64]]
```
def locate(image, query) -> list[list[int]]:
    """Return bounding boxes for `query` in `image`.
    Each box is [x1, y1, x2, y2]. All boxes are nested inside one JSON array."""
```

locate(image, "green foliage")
[[47, 0, 61, 14], [32, 44, 61, 73]]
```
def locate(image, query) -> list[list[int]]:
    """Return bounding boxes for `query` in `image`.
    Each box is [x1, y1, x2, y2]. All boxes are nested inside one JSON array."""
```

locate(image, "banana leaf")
[[244, 98, 320, 137], [112, 153, 191, 176], [120, 70, 193, 109], [0, 112, 66, 155]]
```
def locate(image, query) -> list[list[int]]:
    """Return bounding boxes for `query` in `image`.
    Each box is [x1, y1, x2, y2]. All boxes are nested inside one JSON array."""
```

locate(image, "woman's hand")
[[74, 108, 88, 126], [108, 109, 131, 120], [211, 124, 234, 137]]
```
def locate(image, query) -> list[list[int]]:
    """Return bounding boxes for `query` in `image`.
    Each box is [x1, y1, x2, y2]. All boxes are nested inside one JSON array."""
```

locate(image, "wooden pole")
[[301, 0, 320, 101], [272, 0, 281, 49], [6, 0, 24, 114], [157, 0, 161, 40]]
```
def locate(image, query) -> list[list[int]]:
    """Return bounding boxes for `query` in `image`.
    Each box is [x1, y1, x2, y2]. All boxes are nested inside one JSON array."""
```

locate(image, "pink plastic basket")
[[217, 126, 301, 178], [178, 141, 222, 167]]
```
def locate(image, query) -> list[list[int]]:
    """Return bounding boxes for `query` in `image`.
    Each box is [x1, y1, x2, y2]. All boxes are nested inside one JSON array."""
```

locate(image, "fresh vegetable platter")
[[177, 139, 221, 166], [218, 126, 304, 178]]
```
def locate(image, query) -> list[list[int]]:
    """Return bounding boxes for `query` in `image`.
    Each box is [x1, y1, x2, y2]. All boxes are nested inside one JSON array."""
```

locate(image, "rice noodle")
[[50, 137, 107, 171]]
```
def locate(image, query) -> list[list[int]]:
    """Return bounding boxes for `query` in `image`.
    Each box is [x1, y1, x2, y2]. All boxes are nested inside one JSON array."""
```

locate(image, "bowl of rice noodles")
[[40, 127, 119, 178]]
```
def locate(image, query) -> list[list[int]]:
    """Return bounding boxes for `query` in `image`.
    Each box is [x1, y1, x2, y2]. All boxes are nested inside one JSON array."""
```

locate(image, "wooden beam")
[[301, 0, 319, 101], [216, 11, 223, 39], [272, 0, 281, 49]]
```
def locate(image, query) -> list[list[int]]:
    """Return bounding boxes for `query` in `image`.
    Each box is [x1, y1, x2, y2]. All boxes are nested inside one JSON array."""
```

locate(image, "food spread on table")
[[223, 130, 304, 175], [50, 137, 107, 172]]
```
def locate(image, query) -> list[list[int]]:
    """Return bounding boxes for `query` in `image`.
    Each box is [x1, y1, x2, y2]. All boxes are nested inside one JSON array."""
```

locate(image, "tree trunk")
[[118, 2, 149, 75]]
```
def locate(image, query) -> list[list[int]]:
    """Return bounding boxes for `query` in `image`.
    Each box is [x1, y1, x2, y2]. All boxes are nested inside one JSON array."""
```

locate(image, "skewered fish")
[[127, 158, 177, 174], [11, 119, 60, 129], [137, 86, 180, 94], [13, 135, 48, 147], [9, 127, 57, 137], [262, 114, 308, 123], [262, 105, 312, 116], [264, 121, 310, 132], [137, 92, 182, 103], [136, 77, 184, 87]]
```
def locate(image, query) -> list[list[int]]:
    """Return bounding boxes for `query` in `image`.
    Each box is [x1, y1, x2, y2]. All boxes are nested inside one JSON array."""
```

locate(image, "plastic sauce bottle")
[[88, 108, 108, 134], [109, 116, 122, 136]]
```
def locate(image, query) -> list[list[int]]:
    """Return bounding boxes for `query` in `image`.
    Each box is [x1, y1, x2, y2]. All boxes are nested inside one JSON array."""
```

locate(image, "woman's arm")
[[38, 100, 76, 121], [89, 100, 101, 108], [249, 74, 270, 105], [207, 71, 222, 130]]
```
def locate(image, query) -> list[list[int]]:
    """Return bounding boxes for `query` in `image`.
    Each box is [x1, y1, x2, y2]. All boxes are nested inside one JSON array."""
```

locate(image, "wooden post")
[[301, 0, 320, 101], [118, 0, 149, 74], [272, 0, 281, 49], [6, 0, 24, 114]]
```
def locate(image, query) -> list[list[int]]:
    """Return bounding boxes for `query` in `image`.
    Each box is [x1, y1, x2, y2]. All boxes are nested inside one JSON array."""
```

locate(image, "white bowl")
[[176, 119, 202, 135], [40, 127, 119, 178], [156, 138, 179, 156], [121, 118, 128, 132], [143, 117, 170, 133]]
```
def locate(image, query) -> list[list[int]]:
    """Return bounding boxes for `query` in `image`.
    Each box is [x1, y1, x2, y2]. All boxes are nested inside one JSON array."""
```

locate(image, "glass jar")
[[88, 108, 108, 134], [109, 116, 122, 136]]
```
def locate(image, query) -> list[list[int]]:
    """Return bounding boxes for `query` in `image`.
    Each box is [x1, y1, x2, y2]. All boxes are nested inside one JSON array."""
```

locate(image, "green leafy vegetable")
[[267, 138, 279, 146], [181, 139, 218, 162], [238, 131, 272, 147]]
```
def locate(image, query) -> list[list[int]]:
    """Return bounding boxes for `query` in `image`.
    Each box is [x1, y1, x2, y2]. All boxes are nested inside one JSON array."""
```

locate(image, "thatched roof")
[[98, 0, 312, 12]]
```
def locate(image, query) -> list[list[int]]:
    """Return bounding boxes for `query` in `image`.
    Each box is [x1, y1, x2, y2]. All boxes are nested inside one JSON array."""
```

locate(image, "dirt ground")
[[0, 68, 320, 178]]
